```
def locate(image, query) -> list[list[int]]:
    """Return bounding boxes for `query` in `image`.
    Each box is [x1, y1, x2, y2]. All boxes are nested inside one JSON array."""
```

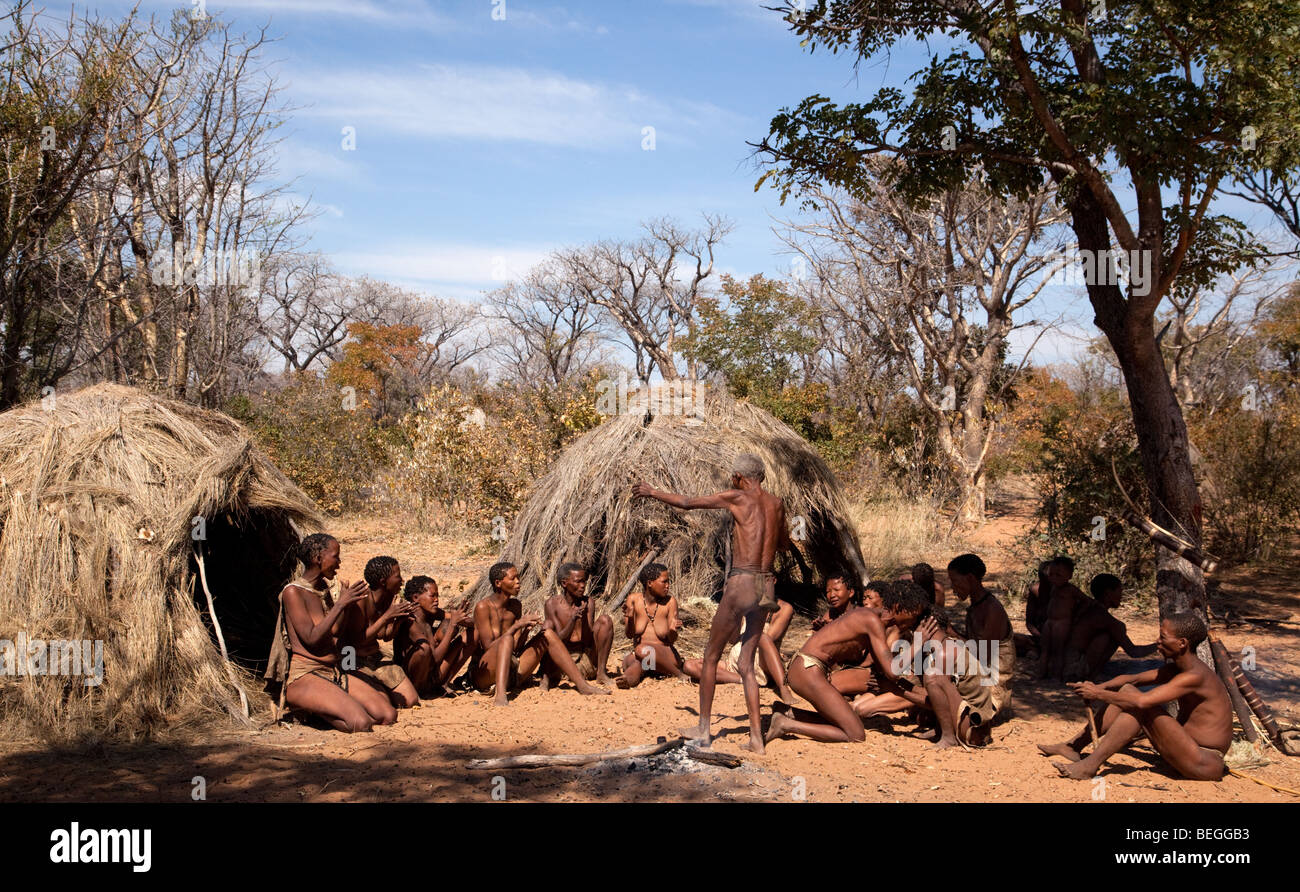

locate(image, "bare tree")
[[341, 276, 488, 384], [0, 2, 147, 406], [256, 252, 350, 372], [556, 215, 731, 381], [1160, 261, 1292, 414], [784, 172, 1069, 522], [484, 259, 608, 388]]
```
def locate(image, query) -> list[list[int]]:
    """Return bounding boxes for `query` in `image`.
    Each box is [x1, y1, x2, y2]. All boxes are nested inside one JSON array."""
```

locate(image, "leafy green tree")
[[685, 275, 819, 396], [754, 0, 1300, 619]]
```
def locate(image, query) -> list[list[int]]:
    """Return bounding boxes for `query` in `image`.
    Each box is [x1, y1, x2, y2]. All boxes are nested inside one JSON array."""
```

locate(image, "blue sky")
[[211, 0, 892, 294], [40, 0, 1295, 367]]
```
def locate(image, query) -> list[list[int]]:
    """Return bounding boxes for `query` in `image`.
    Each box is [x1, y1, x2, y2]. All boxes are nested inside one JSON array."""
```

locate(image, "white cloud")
[[290, 63, 740, 149], [206, 0, 454, 30], [276, 140, 365, 183], [330, 243, 555, 294]]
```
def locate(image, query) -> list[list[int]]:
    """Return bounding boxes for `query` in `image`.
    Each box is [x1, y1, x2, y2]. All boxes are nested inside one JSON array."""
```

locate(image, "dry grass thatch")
[[0, 383, 323, 742], [467, 385, 867, 652]]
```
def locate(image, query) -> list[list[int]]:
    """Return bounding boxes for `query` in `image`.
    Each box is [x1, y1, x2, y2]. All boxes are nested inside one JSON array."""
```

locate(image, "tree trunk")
[[959, 468, 987, 524], [1110, 320, 1206, 620], [1067, 188, 1206, 628]]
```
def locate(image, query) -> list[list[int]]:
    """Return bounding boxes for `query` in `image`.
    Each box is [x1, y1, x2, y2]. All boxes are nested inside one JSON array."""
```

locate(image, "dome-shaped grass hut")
[[0, 384, 322, 741], [468, 385, 867, 638]]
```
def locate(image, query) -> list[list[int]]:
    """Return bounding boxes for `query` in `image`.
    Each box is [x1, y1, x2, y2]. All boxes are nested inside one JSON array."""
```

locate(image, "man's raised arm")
[[632, 482, 733, 511]]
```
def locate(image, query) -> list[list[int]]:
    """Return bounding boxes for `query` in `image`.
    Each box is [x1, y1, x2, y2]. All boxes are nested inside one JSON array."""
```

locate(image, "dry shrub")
[[230, 374, 391, 514], [379, 383, 555, 533], [846, 490, 949, 578]]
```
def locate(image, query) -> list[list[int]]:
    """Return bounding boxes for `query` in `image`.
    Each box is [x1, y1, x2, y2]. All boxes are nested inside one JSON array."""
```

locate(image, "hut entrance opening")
[[188, 511, 298, 674]]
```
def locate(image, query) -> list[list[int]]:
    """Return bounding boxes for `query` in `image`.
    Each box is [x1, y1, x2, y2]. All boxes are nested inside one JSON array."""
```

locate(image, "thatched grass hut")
[[0, 384, 322, 741], [467, 385, 867, 646]]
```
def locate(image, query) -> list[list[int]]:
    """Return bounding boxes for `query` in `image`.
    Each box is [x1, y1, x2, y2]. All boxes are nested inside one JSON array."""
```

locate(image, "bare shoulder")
[[1192, 660, 1224, 688], [281, 583, 311, 604], [849, 607, 882, 631]]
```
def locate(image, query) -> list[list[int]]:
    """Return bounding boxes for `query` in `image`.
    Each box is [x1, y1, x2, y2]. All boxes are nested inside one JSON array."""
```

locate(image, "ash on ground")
[[580, 746, 789, 800]]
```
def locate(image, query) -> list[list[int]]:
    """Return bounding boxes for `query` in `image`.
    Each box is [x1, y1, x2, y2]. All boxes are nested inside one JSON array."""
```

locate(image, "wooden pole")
[[1084, 699, 1100, 748], [466, 738, 744, 771], [1209, 636, 1261, 746], [469, 738, 680, 769], [195, 545, 250, 721], [1222, 643, 1291, 753], [606, 547, 661, 615]]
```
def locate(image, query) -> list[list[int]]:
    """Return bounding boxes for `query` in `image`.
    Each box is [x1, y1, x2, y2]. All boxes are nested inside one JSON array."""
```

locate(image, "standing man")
[[633, 452, 789, 753], [541, 562, 614, 689]]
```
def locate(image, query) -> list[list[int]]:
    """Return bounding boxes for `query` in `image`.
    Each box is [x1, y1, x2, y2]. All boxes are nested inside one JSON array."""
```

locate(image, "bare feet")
[[764, 712, 789, 744], [741, 732, 766, 755], [539, 674, 551, 692], [1037, 742, 1083, 762], [596, 673, 612, 686], [1055, 759, 1098, 779], [779, 685, 794, 704], [615, 677, 633, 689], [578, 682, 612, 696], [934, 735, 961, 750], [680, 723, 711, 746], [493, 695, 509, 707]]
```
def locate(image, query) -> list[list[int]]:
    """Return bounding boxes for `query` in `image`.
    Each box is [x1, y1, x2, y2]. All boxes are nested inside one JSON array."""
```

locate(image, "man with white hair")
[[632, 451, 791, 753]]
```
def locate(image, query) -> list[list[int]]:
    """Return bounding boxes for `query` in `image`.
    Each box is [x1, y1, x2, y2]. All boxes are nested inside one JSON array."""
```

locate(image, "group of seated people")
[[278, 533, 620, 731], [276, 533, 1234, 782], [1018, 555, 1158, 682], [762, 553, 1015, 750]]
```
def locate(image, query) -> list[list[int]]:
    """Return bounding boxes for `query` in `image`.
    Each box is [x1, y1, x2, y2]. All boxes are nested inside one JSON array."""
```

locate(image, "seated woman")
[[279, 533, 398, 732], [393, 575, 476, 698], [619, 562, 687, 687]]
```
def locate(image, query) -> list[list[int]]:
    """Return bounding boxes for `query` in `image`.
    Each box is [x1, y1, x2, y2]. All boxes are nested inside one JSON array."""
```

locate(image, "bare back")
[[1163, 660, 1233, 751], [726, 487, 786, 573], [802, 607, 885, 669]]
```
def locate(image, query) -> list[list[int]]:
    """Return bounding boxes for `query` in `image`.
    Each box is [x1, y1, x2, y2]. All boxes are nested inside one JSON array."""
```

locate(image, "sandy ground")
[[2, 504, 1299, 803]]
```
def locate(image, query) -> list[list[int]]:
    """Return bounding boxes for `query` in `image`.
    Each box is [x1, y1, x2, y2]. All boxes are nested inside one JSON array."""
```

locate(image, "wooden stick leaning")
[[1227, 649, 1290, 751], [1209, 636, 1263, 747], [605, 546, 662, 616], [1084, 699, 1100, 749], [195, 545, 250, 721], [467, 737, 743, 770]]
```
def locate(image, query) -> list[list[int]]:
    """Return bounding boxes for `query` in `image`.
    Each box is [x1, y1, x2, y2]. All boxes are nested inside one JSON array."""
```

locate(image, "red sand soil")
[[2, 506, 1298, 803]]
